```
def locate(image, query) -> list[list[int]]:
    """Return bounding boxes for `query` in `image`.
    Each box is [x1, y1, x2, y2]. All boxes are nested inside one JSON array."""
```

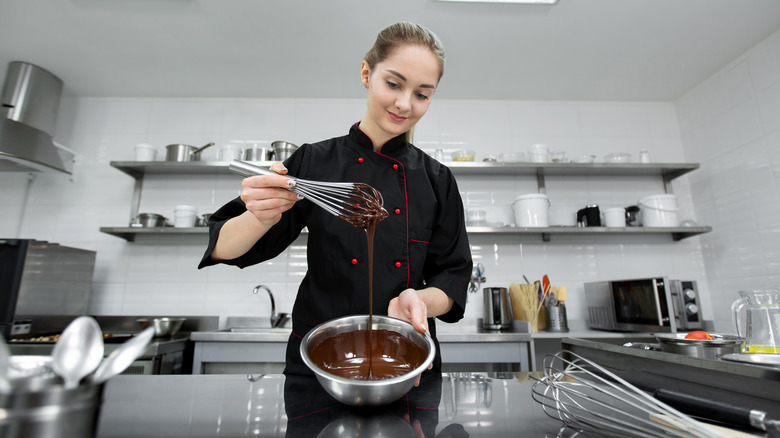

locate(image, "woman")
[[199, 22, 472, 376]]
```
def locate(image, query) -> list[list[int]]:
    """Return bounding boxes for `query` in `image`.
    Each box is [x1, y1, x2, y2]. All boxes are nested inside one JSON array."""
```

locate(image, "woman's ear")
[[360, 60, 370, 88]]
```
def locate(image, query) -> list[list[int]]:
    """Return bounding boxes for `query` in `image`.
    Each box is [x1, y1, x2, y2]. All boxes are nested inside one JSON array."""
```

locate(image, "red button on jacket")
[[351, 258, 358, 265], [394, 261, 402, 268]]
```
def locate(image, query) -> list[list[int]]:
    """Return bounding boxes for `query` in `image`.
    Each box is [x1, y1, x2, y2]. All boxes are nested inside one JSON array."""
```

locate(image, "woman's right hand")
[[240, 162, 301, 226]]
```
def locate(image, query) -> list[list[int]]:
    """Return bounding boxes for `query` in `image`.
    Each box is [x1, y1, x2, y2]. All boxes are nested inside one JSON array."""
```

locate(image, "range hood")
[[0, 62, 73, 174]]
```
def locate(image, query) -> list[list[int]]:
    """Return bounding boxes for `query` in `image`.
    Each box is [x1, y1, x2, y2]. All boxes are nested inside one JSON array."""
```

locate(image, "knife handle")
[[653, 388, 766, 431]]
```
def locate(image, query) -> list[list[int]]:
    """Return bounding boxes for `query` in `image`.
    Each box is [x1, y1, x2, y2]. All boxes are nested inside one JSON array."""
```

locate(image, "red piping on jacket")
[[356, 123, 411, 288]]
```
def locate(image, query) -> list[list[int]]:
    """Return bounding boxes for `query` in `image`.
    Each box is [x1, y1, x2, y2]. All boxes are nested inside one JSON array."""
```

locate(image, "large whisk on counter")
[[530, 351, 731, 438], [229, 160, 387, 228]]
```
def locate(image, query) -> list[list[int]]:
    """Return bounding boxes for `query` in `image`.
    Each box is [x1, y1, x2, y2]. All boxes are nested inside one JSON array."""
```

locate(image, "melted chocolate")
[[309, 329, 427, 380], [337, 183, 389, 229]]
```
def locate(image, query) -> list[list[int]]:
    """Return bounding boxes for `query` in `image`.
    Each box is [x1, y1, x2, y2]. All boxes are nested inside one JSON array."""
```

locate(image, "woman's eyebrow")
[[387, 69, 436, 89]]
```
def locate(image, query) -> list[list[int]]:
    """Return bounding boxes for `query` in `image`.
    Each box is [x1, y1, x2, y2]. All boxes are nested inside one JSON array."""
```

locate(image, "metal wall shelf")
[[101, 160, 710, 242], [109, 160, 699, 180], [100, 225, 712, 242]]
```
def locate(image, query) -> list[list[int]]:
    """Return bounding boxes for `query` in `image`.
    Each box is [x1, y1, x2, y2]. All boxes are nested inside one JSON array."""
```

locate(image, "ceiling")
[[2, 0, 780, 102]]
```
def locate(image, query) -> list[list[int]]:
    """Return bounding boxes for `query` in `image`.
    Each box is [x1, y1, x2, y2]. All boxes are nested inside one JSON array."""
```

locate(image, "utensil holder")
[[545, 305, 569, 332], [0, 381, 105, 438]]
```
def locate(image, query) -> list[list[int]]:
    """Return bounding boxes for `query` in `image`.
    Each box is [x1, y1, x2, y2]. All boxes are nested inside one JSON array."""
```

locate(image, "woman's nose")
[[395, 92, 412, 112]]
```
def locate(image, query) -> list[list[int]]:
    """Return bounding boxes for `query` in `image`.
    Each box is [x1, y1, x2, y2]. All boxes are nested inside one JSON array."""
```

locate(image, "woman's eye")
[[415, 92, 430, 101], [386, 80, 400, 89]]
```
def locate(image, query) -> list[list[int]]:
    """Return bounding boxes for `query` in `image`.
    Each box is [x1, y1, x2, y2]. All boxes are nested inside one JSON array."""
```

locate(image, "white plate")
[[720, 353, 780, 367]]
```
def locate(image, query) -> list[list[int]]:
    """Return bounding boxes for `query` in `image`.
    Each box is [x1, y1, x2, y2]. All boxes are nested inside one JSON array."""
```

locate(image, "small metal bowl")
[[300, 315, 435, 406], [653, 332, 745, 359], [137, 317, 186, 338]]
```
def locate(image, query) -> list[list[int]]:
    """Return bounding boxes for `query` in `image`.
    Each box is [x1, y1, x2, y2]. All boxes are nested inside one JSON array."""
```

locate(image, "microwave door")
[[611, 279, 672, 332], [654, 278, 677, 332]]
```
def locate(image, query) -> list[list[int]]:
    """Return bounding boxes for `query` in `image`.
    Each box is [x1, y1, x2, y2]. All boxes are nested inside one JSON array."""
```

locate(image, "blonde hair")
[[364, 22, 445, 143]]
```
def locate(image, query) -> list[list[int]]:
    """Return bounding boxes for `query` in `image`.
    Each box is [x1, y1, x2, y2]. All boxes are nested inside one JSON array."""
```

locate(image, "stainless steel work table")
[[191, 319, 534, 374], [96, 372, 562, 437]]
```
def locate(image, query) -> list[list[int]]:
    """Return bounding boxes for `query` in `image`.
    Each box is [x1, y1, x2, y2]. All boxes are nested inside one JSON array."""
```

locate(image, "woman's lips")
[[387, 111, 407, 123]]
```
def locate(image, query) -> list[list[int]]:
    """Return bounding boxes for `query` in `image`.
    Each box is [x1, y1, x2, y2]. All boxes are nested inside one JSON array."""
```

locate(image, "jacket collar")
[[350, 123, 408, 155]]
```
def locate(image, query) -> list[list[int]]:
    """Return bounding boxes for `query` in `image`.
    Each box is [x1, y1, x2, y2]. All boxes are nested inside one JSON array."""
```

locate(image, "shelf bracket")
[[536, 168, 547, 194]]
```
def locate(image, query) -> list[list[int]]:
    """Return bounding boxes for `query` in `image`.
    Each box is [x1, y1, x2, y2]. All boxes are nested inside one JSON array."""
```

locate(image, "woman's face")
[[360, 44, 440, 145]]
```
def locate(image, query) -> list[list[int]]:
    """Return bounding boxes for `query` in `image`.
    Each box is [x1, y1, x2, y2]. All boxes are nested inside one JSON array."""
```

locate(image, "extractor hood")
[[0, 62, 73, 174]]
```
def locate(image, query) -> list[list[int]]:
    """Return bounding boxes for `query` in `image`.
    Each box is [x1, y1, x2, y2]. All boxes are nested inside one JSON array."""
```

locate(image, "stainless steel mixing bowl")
[[300, 315, 435, 406], [136, 317, 186, 338]]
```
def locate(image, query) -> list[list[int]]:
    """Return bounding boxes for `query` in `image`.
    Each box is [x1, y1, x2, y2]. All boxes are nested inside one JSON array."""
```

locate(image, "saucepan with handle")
[[165, 142, 215, 162]]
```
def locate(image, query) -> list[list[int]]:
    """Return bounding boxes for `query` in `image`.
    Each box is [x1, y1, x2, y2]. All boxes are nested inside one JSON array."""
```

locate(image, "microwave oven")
[[584, 278, 703, 333]]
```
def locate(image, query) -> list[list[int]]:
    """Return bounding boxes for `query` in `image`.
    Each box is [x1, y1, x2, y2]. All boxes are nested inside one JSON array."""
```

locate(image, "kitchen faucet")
[[252, 285, 290, 328]]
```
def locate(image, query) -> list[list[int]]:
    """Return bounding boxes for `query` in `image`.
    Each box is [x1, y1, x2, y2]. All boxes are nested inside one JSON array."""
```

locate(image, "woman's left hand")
[[388, 289, 432, 387], [388, 288, 428, 335]]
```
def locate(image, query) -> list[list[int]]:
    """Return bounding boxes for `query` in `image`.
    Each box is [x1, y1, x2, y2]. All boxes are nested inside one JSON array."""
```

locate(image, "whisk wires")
[[530, 351, 731, 438]]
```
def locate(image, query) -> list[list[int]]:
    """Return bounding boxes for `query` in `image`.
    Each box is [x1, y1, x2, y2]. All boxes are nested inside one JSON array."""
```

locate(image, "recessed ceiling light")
[[436, 0, 557, 4]]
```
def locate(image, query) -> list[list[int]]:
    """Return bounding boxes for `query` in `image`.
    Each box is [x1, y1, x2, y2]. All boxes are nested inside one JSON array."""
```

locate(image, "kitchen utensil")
[[653, 388, 780, 433], [721, 353, 780, 367], [244, 143, 273, 161], [217, 144, 243, 161], [130, 213, 167, 228], [528, 143, 549, 163], [638, 194, 679, 227], [229, 160, 387, 226], [91, 327, 154, 384], [7, 355, 53, 380], [173, 205, 197, 228], [573, 154, 596, 163], [0, 335, 11, 393], [0, 375, 105, 438], [530, 351, 731, 438], [299, 315, 435, 406], [51, 316, 104, 389], [604, 152, 632, 163], [544, 305, 569, 332], [625, 205, 640, 226], [556, 286, 567, 303], [652, 333, 745, 359], [451, 149, 476, 162], [512, 194, 550, 227], [165, 142, 215, 162], [508, 282, 544, 332], [577, 205, 601, 227], [271, 141, 298, 161], [133, 143, 157, 161], [732, 288, 780, 353], [482, 287, 513, 330], [136, 317, 186, 338], [604, 207, 627, 227]]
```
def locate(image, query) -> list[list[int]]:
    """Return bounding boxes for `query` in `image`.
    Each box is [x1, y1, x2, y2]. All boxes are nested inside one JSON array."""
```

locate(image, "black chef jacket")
[[199, 123, 473, 375]]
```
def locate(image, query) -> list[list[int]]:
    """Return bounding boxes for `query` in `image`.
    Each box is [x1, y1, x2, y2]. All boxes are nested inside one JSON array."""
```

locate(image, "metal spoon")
[[91, 327, 154, 385], [51, 316, 104, 389], [0, 335, 11, 393]]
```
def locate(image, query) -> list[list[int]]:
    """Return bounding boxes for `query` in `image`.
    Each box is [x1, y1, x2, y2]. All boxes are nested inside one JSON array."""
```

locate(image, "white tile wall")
[[1, 84, 719, 329], [677, 28, 780, 332]]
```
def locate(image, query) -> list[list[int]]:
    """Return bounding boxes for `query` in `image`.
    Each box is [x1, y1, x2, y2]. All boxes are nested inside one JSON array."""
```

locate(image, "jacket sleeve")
[[197, 149, 309, 269], [423, 167, 472, 323]]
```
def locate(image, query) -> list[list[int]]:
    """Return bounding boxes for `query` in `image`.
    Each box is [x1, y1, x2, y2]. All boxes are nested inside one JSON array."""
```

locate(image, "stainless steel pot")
[[165, 142, 215, 162], [271, 141, 298, 161], [243, 144, 273, 161], [131, 213, 167, 228], [653, 333, 745, 359]]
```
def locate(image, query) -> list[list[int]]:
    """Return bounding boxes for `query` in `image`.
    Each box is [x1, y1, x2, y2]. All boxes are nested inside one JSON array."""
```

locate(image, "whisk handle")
[[228, 160, 294, 180], [653, 388, 764, 430]]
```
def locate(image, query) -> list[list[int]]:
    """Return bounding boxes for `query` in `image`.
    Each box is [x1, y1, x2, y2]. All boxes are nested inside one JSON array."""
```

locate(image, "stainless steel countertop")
[[190, 318, 534, 343], [97, 372, 562, 437]]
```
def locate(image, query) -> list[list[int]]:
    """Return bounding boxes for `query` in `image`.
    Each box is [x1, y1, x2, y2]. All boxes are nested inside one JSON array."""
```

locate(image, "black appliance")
[[0, 239, 96, 338]]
